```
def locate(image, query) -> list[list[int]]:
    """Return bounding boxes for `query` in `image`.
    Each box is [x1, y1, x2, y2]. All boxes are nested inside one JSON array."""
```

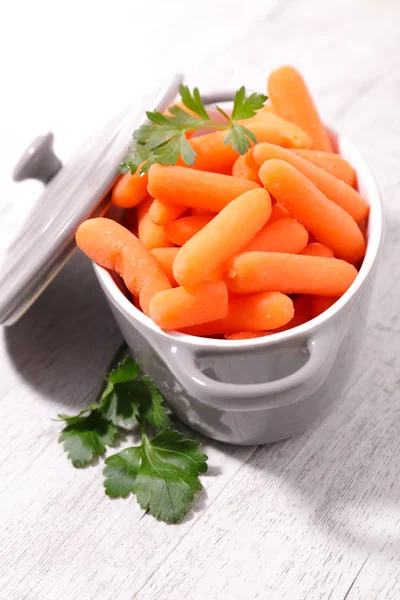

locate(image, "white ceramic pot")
[[93, 125, 383, 445]]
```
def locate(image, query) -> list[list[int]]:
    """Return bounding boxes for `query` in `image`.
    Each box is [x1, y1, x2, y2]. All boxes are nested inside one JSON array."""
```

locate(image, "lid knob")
[[13, 132, 62, 184]]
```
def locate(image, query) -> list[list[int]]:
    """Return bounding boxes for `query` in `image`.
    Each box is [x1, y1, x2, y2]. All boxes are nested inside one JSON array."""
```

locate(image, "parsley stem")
[[214, 106, 231, 124], [95, 341, 129, 403], [186, 121, 227, 131]]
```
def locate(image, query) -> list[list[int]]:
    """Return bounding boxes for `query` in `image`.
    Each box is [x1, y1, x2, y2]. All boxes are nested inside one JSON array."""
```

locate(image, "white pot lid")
[[0, 74, 183, 326]]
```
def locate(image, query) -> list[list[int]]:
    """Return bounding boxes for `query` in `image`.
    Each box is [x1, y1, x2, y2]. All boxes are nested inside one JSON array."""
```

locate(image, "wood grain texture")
[[1, 0, 400, 599]]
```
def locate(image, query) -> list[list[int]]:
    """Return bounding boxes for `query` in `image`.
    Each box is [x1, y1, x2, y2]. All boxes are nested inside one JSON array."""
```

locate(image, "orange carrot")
[[137, 197, 174, 250], [227, 252, 358, 296], [148, 164, 260, 213], [190, 207, 216, 216], [268, 65, 333, 152], [258, 160, 366, 263], [275, 294, 312, 332], [181, 292, 294, 335], [232, 151, 261, 184], [253, 143, 368, 223], [247, 117, 313, 150], [268, 203, 291, 223], [180, 115, 312, 174], [311, 295, 338, 317], [225, 331, 271, 340], [292, 149, 357, 188], [259, 103, 275, 114], [179, 130, 237, 174], [164, 215, 214, 246], [207, 266, 227, 281], [149, 281, 228, 330], [359, 219, 368, 243], [111, 170, 149, 208], [150, 247, 179, 286], [173, 189, 272, 288], [75, 218, 171, 314], [242, 217, 308, 254], [300, 242, 334, 258], [148, 198, 187, 226]]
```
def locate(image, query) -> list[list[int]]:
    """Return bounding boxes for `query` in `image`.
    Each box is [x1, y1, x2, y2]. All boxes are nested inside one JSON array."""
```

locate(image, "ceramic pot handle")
[[163, 327, 339, 411], [13, 132, 62, 184]]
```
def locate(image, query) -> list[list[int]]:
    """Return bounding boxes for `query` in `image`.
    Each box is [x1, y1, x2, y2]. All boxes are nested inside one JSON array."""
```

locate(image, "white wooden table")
[[1, 1, 400, 598]]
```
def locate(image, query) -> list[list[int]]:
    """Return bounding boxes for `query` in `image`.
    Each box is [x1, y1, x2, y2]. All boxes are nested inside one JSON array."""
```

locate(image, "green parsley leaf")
[[96, 356, 141, 426], [231, 86, 268, 120], [108, 356, 140, 383], [136, 429, 208, 523], [137, 376, 170, 429], [179, 84, 210, 120], [98, 356, 170, 427], [152, 132, 195, 168], [58, 347, 208, 523], [167, 104, 208, 128], [119, 84, 268, 174], [99, 381, 139, 426], [224, 122, 257, 155], [58, 356, 138, 424], [59, 411, 118, 468], [103, 447, 141, 497], [146, 110, 174, 127], [103, 429, 208, 523]]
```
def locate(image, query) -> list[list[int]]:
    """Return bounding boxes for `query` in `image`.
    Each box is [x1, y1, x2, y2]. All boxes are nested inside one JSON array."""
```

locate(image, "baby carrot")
[[227, 252, 358, 296], [259, 103, 275, 114], [148, 198, 187, 226], [292, 149, 357, 188], [312, 295, 338, 318], [111, 170, 149, 208], [232, 151, 261, 184], [181, 115, 312, 174], [225, 331, 271, 340], [149, 281, 228, 330], [275, 294, 312, 332], [268, 65, 333, 152], [148, 164, 260, 213], [75, 218, 171, 314], [181, 292, 294, 335], [190, 208, 216, 216], [258, 160, 366, 263], [173, 189, 272, 288], [268, 203, 290, 223], [137, 197, 174, 250], [246, 117, 312, 150], [359, 219, 368, 243], [183, 130, 237, 174], [300, 242, 334, 258], [242, 217, 308, 254], [164, 215, 214, 246], [150, 247, 179, 286], [253, 143, 368, 223]]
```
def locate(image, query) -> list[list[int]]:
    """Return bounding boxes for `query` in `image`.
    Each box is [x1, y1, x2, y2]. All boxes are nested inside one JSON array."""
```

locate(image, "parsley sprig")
[[120, 85, 268, 176], [58, 353, 208, 524]]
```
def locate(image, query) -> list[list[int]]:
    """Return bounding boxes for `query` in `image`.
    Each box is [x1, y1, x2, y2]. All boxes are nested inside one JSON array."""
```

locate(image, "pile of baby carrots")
[[76, 66, 369, 340]]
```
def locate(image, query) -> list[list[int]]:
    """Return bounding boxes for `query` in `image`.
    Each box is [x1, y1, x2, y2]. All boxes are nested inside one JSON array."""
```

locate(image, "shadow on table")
[[3, 251, 122, 408]]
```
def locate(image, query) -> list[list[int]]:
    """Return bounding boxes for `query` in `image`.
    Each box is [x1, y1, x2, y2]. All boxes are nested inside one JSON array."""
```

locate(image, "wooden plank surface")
[[1, 1, 400, 598]]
